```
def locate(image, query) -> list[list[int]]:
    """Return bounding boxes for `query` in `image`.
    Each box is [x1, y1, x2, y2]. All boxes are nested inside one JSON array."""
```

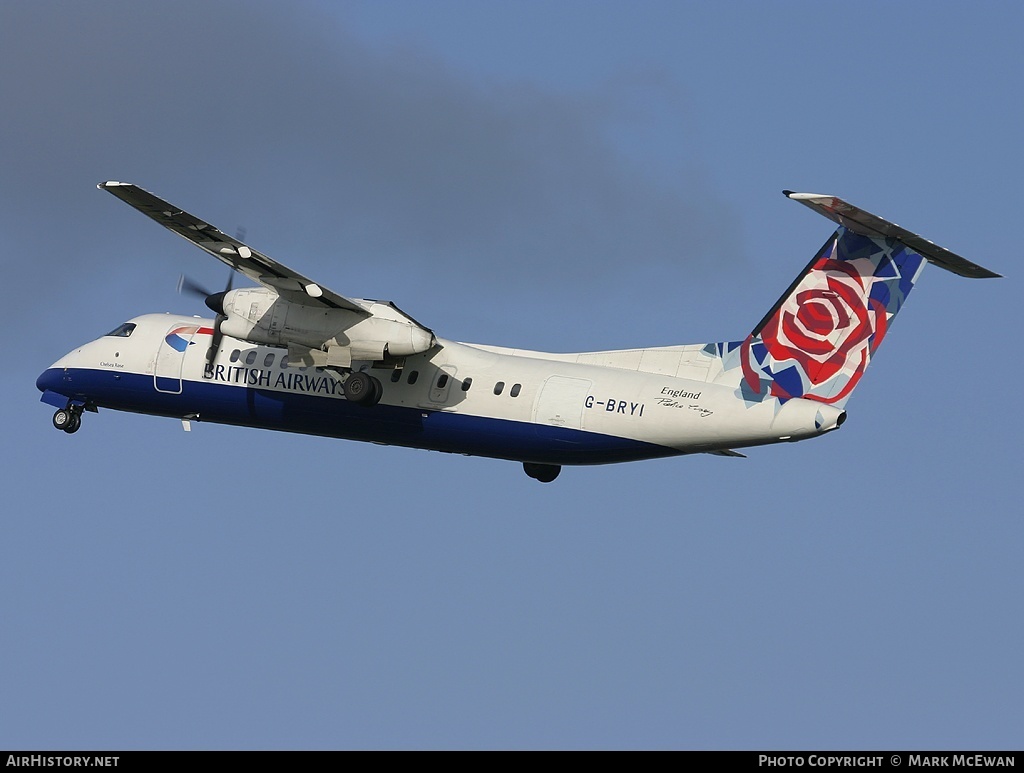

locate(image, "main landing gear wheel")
[[523, 463, 561, 483], [344, 371, 383, 407], [52, 408, 81, 434]]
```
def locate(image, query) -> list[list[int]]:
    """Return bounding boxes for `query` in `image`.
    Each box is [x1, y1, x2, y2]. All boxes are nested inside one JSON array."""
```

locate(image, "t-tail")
[[725, 192, 999, 409]]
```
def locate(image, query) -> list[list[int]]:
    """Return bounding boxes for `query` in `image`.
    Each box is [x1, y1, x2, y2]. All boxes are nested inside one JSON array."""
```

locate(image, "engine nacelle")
[[217, 287, 433, 360]]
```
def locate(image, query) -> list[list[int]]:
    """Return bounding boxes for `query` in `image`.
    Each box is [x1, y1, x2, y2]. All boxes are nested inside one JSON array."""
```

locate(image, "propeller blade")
[[178, 269, 236, 363], [206, 315, 224, 363], [177, 273, 213, 299], [206, 273, 234, 362]]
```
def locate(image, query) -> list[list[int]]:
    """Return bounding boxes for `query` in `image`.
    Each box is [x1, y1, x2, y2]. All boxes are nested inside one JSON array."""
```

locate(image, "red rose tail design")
[[739, 226, 927, 408]]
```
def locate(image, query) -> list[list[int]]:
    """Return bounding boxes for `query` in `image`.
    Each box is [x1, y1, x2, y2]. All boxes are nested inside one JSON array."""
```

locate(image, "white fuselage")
[[38, 312, 844, 467], [43, 182, 995, 480]]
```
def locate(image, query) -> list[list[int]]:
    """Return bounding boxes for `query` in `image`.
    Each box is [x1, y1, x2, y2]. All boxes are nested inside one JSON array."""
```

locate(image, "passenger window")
[[436, 374, 449, 389], [510, 383, 522, 397], [230, 349, 241, 363], [104, 323, 136, 338], [494, 381, 505, 395], [280, 355, 290, 369], [391, 370, 402, 383], [264, 353, 275, 367], [245, 350, 257, 366], [461, 377, 473, 392], [407, 370, 419, 385]]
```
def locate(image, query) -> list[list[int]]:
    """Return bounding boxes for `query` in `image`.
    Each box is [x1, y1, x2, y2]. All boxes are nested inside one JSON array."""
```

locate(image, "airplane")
[[36, 182, 999, 482]]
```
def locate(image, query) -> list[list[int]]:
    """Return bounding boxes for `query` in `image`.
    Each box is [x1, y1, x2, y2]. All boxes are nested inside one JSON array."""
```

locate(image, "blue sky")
[[1, 1, 1020, 749]]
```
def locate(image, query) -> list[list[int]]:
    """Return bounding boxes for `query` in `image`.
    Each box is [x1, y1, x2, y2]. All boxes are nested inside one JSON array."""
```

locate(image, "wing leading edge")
[[99, 182, 434, 341], [98, 181, 373, 314]]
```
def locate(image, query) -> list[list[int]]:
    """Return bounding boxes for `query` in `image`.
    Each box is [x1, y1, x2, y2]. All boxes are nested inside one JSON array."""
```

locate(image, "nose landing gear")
[[52, 406, 82, 434]]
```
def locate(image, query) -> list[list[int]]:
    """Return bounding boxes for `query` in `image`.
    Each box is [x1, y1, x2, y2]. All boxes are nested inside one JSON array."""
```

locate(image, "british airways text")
[[203, 364, 345, 397]]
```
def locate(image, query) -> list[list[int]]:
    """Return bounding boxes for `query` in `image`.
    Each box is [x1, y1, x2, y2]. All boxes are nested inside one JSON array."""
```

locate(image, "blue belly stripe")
[[37, 368, 677, 466]]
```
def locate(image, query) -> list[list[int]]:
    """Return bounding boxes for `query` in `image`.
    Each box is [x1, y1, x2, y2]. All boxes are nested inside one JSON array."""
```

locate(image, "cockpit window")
[[105, 323, 136, 338]]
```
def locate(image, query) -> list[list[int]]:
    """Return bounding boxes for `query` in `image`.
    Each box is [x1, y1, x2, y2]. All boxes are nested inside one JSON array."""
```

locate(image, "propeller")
[[178, 271, 234, 363]]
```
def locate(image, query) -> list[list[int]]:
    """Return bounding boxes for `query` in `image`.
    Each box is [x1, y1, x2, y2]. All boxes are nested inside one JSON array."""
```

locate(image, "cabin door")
[[154, 324, 196, 394], [534, 376, 592, 430]]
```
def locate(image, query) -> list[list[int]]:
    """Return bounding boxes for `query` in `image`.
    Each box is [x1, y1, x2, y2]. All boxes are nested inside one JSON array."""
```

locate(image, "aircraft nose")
[[36, 366, 65, 394]]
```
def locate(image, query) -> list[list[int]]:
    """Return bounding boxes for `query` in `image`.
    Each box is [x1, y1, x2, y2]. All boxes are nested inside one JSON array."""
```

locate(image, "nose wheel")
[[52, 407, 82, 434]]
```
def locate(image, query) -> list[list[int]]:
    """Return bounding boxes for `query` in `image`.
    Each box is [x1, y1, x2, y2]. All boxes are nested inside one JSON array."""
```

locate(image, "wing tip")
[[784, 190, 833, 201]]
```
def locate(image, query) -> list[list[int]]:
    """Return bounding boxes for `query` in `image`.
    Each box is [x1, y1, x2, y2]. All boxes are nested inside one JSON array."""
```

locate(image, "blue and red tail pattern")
[[738, 226, 925, 407], [709, 193, 997, 409]]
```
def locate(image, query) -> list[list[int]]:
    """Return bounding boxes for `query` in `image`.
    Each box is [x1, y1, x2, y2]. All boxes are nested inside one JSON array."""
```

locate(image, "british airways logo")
[[203, 363, 346, 397], [164, 325, 214, 352]]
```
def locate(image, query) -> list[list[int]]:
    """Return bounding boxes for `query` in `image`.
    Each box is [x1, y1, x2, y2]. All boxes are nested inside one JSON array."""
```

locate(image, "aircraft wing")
[[99, 181, 372, 315]]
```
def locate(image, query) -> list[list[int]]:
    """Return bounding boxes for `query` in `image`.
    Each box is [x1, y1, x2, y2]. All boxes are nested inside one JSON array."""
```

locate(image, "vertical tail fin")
[[735, 193, 998, 408]]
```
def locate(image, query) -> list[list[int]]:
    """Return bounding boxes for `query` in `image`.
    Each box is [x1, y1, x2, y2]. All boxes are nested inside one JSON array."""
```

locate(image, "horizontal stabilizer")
[[784, 192, 1000, 278]]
